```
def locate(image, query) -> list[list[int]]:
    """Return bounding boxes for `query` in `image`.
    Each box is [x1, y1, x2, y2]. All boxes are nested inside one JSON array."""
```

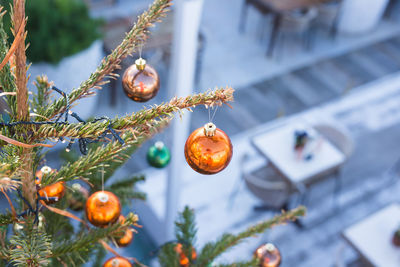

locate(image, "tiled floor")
[[31, 1, 400, 266]]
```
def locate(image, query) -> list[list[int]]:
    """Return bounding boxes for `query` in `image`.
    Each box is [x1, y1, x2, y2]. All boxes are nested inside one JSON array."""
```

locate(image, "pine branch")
[[91, 246, 106, 267], [214, 259, 259, 267], [32, 87, 234, 140], [51, 213, 138, 258], [41, 117, 170, 186], [9, 219, 52, 267], [158, 242, 180, 267], [0, 7, 17, 116], [0, 145, 21, 177], [175, 206, 197, 267], [0, 213, 12, 226], [31, 76, 52, 116], [195, 207, 306, 266], [176, 206, 196, 247], [42, 0, 172, 120]]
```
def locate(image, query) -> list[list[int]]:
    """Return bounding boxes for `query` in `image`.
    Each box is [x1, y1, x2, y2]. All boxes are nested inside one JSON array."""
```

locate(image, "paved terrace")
[[88, 0, 400, 266], [4, 0, 397, 265], [139, 72, 400, 267]]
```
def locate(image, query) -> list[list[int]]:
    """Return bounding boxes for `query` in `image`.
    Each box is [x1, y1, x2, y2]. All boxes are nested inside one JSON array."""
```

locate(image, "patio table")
[[343, 204, 400, 267], [251, 122, 346, 226], [240, 0, 331, 56], [251, 123, 345, 186]]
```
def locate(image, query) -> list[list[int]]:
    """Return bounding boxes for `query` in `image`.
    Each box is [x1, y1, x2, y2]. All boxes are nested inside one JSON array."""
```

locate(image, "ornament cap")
[[98, 192, 109, 203], [155, 141, 165, 150], [265, 243, 276, 252], [204, 122, 216, 137], [72, 183, 82, 190], [41, 166, 52, 174], [135, 58, 146, 71]]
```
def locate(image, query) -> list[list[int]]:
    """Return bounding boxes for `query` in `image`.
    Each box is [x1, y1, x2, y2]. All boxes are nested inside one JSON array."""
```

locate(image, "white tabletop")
[[343, 204, 400, 267], [251, 123, 346, 184]]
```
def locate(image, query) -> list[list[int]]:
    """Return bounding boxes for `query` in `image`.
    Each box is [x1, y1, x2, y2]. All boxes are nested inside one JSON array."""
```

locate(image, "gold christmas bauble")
[[254, 243, 281, 267], [184, 122, 233, 174], [175, 243, 197, 267], [122, 58, 160, 102], [103, 256, 132, 267], [85, 191, 121, 227], [115, 215, 134, 247], [39, 181, 66, 204]]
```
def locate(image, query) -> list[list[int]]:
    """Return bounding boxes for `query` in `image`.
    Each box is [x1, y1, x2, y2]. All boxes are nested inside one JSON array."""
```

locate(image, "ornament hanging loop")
[[136, 39, 146, 71], [208, 105, 219, 123]]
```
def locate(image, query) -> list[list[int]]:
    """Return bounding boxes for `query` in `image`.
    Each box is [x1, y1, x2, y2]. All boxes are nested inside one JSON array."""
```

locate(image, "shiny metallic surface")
[[39, 181, 65, 204], [184, 126, 233, 174], [254, 243, 282, 267], [85, 191, 121, 227], [103, 256, 132, 267], [122, 63, 160, 102]]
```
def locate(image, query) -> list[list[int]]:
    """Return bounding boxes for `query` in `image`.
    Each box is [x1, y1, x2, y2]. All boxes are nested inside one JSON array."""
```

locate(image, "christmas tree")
[[0, 0, 305, 266]]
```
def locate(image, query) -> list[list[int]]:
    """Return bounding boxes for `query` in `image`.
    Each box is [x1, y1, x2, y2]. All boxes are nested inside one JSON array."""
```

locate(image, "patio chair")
[[241, 154, 292, 210], [274, 7, 318, 56], [313, 124, 354, 159], [315, 1, 342, 38]]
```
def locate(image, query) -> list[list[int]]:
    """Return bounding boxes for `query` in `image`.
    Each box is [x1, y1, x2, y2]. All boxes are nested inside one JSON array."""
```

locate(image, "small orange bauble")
[[35, 166, 55, 185], [254, 243, 282, 267], [115, 215, 134, 247], [184, 122, 233, 175], [103, 256, 132, 267], [85, 191, 121, 227], [39, 181, 66, 204], [175, 243, 197, 267], [122, 58, 160, 102]]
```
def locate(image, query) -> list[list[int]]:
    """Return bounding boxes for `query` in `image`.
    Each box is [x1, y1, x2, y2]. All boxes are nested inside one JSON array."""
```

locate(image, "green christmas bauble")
[[147, 141, 171, 168]]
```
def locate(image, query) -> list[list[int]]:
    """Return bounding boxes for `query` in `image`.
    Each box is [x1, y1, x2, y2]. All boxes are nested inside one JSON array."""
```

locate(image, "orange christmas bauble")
[[35, 166, 55, 185], [122, 58, 160, 102], [39, 181, 65, 204], [254, 243, 281, 267], [103, 256, 132, 267], [184, 123, 233, 175], [175, 243, 197, 267], [85, 191, 121, 227], [115, 215, 134, 247]]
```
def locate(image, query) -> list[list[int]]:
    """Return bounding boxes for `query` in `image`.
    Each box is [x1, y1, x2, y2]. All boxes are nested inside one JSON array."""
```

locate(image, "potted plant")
[[392, 226, 400, 247], [0, 0, 103, 117]]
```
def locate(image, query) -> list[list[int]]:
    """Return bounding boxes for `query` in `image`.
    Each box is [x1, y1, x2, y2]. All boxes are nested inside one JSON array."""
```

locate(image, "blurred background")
[[4, 0, 400, 266]]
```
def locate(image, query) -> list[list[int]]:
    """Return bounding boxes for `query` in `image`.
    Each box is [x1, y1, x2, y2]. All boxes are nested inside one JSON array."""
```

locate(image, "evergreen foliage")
[[0, 0, 306, 266]]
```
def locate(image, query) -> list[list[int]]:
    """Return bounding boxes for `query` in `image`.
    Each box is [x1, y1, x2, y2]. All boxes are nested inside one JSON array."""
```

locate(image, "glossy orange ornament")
[[184, 123, 233, 174], [254, 243, 282, 267], [122, 58, 160, 102], [103, 256, 132, 267], [115, 215, 134, 247], [175, 243, 197, 267], [85, 191, 121, 227], [35, 166, 55, 185], [39, 181, 66, 204]]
